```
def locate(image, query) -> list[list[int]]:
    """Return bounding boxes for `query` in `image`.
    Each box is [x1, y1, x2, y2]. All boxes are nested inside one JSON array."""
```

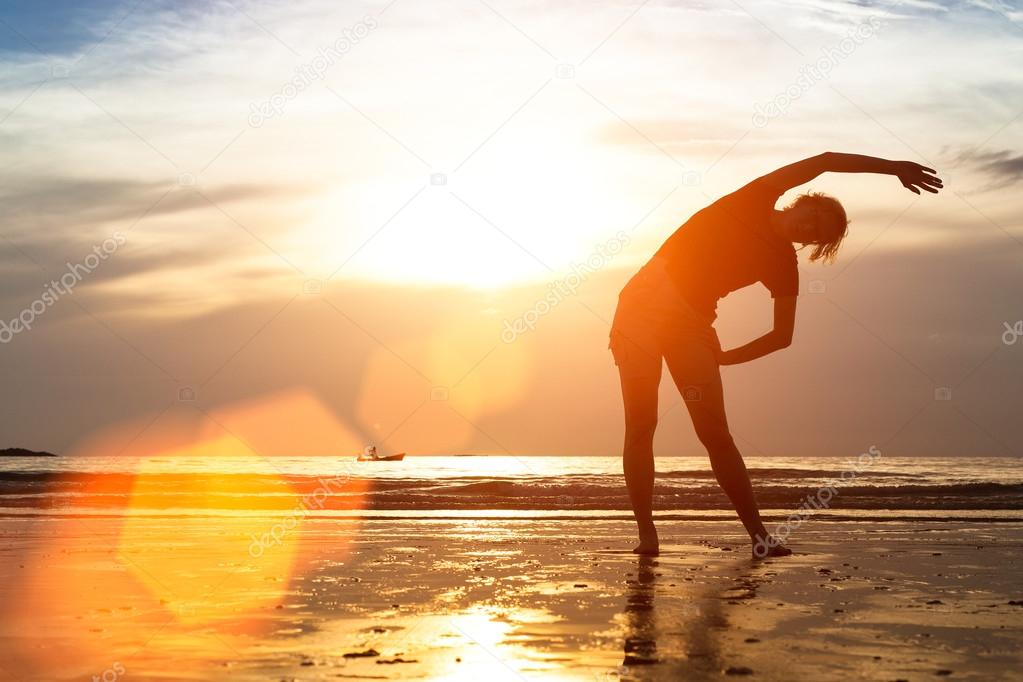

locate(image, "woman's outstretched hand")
[[894, 161, 943, 194]]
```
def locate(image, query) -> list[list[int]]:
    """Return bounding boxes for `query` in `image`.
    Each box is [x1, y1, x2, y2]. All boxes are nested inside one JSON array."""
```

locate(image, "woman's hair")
[[787, 192, 849, 264]]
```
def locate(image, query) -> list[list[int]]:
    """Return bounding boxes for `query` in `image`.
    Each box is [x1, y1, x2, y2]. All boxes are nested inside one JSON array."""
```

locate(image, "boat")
[[356, 452, 405, 462], [357, 447, 405, 462]]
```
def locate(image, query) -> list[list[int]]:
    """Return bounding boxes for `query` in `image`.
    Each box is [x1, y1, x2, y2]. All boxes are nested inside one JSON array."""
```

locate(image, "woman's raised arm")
[[762, 152, 943, 195]]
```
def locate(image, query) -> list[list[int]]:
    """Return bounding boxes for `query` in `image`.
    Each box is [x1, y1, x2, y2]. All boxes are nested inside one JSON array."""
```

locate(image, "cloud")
[[0, 177, 308, 241], [0, 177, 312, 319], [0, 244, 227, 307], [956, 148, 1023, 188]]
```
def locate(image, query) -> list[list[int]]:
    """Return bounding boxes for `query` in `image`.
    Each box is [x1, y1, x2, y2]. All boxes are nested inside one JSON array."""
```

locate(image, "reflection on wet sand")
[[2, 518, 1021, 681], [616, 553, 739, 681], [614, 543, 805, 681], [622, 556, 659, 667]]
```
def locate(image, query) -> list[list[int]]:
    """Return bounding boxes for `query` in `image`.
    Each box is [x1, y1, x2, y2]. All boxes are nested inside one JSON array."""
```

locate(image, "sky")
[[0, 0, 1021, 459]]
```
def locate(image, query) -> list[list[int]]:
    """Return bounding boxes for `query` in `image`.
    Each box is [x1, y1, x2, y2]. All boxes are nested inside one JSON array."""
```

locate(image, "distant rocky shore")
[[1, 448, 57, 457]]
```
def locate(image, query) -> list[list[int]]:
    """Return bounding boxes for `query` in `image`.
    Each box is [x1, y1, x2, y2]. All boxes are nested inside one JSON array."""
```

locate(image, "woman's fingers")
[[900, 168, 942, 194], [909, 171, 943, 193]]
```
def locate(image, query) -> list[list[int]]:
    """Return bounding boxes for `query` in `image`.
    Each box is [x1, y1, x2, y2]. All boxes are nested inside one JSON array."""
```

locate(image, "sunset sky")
[[1, 0, 1021, 458]]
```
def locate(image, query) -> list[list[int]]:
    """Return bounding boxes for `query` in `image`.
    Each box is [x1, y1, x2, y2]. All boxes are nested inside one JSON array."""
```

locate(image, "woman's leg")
[[617, 365, 662, 554], [663, 342, 790, 558]]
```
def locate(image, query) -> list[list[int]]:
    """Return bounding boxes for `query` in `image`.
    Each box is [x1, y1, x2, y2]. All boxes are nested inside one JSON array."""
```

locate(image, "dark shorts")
[[609, 257, 721, 384]]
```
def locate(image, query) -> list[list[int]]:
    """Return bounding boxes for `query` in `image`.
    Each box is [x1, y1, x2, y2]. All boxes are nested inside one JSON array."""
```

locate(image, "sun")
[[296, 126, 638, 289]]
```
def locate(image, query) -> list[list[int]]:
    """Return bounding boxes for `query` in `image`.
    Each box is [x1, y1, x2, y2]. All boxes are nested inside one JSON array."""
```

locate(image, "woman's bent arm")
[[717, 296, 795, 366], [717, 332, 789, 365]]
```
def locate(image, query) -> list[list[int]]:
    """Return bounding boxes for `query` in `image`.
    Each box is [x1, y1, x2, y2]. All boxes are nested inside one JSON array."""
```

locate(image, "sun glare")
[[299, 122, 634, 290]]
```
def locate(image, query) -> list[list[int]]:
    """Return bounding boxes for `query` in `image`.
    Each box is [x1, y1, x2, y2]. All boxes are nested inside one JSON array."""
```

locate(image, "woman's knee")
[[696, 426, 736, 454], [624, 420, 657, 449]]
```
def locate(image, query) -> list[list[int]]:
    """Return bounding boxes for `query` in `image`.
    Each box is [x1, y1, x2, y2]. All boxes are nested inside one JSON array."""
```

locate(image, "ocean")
[[2, 454, 1021, 521]]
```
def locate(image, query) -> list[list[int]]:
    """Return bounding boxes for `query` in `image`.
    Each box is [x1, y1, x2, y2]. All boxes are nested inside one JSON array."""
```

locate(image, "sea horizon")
[[5, 454, 1021, 521]]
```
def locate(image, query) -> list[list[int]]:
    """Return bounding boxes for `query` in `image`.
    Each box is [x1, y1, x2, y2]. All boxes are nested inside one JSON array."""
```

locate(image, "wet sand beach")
[[1, 516, 1020, 681]]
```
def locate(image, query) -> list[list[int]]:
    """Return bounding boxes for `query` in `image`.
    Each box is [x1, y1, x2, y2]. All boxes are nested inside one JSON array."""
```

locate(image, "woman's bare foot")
[[752, 535, 791, 559], [633, 523, 659, 555], [632, 541, 659, 555]]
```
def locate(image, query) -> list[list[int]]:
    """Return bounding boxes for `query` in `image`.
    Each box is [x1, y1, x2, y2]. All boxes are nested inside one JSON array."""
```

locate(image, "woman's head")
[[778, 192, 849, 263]]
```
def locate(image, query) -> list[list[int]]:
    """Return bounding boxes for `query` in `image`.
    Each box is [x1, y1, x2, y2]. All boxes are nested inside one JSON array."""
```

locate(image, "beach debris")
[[1008, 600, 1023, 606], [622, 655, 658, 666], [926, 599, 943, 605], [743, 637, 760, 643], [724, 665, 754, 675], [376, 658, 418, 665], [935, 670, 953, 676], [624, 639, 658, 666], [573, 583, 588, 588], [342, 649, 380, 658]]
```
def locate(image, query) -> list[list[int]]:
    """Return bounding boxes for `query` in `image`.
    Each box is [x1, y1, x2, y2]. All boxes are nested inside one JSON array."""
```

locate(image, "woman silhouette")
[[609, 152, 942, 557]]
